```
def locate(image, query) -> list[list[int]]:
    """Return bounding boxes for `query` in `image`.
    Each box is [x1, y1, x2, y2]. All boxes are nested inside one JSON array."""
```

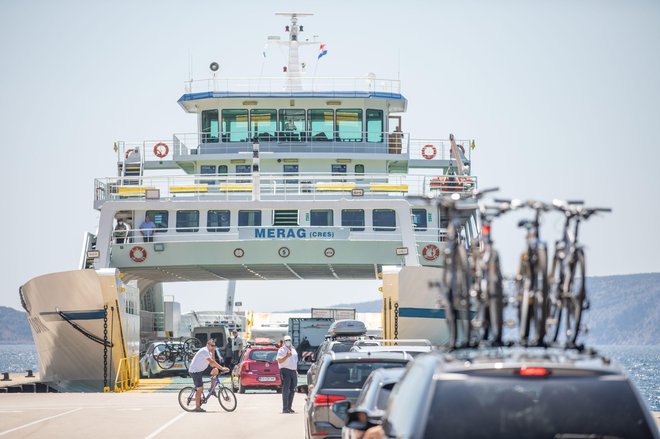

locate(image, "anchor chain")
[[103, 305, 109, 392], [394, 302, 399, 340]]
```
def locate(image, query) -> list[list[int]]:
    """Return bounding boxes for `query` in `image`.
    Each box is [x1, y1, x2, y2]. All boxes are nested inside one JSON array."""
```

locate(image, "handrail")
[[114, 355, 140, 392], [183, 76, 402, 94]]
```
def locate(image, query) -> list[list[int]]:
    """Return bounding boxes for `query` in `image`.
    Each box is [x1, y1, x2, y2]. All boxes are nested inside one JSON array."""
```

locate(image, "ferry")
[[19, 13, 479, 392]]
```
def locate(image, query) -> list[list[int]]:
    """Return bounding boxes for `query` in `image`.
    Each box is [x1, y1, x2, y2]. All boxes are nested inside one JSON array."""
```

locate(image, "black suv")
[[381, 348, 660, 439], [304, 351, 412, 439]]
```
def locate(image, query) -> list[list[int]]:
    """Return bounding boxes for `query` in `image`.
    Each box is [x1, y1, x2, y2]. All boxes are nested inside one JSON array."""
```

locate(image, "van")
[[192, 325, 231, 352]]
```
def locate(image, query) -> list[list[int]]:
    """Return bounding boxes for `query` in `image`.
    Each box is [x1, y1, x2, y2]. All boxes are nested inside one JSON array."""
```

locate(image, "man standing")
[[188, 340, 227, 412], [276, 335, 298, 414], [231, 330, 243, 368], [139, 215, 156, 243]]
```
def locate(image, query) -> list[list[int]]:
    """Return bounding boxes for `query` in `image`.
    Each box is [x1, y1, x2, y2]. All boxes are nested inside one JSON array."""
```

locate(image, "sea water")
[[1, 344, 658, 410]]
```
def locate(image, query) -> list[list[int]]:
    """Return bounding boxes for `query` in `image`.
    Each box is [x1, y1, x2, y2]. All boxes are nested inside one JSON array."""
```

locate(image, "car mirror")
[[332, 400, 352, 423]]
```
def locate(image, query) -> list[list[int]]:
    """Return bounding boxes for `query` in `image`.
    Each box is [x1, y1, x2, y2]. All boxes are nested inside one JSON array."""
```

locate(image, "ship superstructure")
[[21, 13, 478, 391]]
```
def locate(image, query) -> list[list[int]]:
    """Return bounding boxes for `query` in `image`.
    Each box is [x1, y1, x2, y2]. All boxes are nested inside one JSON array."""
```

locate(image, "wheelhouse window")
[[236, 164, 251, 183], [239, 210, 261, 226], [176, 210, 199, 232], [308, 109, 334, 141], [200, 165, 216, 184], [373, 209, 396, 231], [250, 109, 277, 141], [201, 109, 219, 143], [342, 209, 365, 231], [145, 210, 169, 233], [412, 209, 428, 231], [221, 109, 249, 142], [279, 109, 305, 141], [366, 109, 384, 142], [310, 210, 333, 226], [336, 109, 363, 142], [208, 210, 230, 232]]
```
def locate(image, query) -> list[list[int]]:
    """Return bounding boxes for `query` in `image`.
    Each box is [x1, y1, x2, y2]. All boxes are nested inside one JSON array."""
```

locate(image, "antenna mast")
[[272, 12, 317, 91]]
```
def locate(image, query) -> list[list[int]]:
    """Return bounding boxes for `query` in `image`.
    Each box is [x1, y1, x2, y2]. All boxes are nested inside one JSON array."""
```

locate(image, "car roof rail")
[[353, 338, 432, 347]]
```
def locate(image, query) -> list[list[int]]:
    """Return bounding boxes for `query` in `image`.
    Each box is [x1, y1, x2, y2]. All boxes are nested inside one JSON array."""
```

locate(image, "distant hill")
[[2, 273, 658, 345], [285, 273, 660, 345], [0, 306, 34, 344]]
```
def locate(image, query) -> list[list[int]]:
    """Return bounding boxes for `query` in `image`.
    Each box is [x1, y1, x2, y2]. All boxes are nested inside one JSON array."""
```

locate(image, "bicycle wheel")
[[216, 385, 237, 412], [183, 350, 195, 369], [183, 337, 201, 354], [486, 251, 504, 345], [564, 249, 586, 346], [517, 255, 533, 344], [154, 348, 175, 370], [445, 245, 471, 347], [530, 246, 549, 345], [178, 386, 196, 412], [546, 252, 565, 343]]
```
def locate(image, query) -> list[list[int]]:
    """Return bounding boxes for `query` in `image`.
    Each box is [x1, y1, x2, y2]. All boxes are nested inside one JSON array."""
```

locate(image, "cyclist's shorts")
[[190, 371, 204, 388]]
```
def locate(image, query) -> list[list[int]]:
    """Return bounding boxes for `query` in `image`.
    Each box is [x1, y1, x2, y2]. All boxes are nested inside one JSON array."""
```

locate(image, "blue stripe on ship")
[[399, 307, 446, 319], [45, 310, 106, 320], [178, 91, 407, 102]]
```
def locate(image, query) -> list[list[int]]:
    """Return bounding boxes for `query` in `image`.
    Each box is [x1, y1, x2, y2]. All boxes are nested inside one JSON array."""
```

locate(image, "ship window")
[[373, 209, 396, 231], [308, 109, 334, 142], [336, 109, 362, 142], [440, 207, 449, 229], [310, 210, 333, 226], [145, 210, 168, 233], [176, 210, 199, 233], [218, 164, 228, 176], [208, 210, 230, 232], [342, 209, 365, 232], [273, 210, 299, 226], [279, 109, 305, 141], [355, 164, 365, 181], [412, 209, 428, 231], [250, 109, 277, 141], [283, 164, 299, 184], [201, 109, 219, 143], [366, 109, 384, 142], [236, 164, 251, 183], [239, 210, 262, 227], [221, 109, 249, 142], [200, 165, 216, 185]]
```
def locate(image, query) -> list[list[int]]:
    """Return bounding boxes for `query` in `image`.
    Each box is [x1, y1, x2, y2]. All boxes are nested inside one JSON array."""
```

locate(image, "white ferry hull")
[[20, 269, 139, 392]]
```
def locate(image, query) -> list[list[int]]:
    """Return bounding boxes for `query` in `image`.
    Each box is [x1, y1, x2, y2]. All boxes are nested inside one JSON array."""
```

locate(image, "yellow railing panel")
[[114, 355, 140, 392]]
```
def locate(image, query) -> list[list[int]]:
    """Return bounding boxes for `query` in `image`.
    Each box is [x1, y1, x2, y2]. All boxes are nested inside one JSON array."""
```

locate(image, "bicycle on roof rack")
[[469, 195, 520, 346], [546, 201, 612, 347]]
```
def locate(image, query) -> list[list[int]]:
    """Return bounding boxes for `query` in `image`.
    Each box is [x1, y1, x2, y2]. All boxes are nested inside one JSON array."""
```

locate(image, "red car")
[[231, 339, 281, 393]]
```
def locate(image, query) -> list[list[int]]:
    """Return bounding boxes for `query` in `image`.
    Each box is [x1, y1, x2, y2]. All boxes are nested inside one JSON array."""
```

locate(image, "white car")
[[140, 341, 189, 378]]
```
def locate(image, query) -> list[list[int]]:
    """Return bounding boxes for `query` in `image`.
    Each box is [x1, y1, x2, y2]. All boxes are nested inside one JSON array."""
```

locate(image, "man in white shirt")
[[188, 339, 228, 412], [276, 335, 298, 414]]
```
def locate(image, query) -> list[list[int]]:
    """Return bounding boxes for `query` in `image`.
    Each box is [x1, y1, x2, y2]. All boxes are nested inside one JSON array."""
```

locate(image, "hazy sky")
[[1, 0, 658, 313]]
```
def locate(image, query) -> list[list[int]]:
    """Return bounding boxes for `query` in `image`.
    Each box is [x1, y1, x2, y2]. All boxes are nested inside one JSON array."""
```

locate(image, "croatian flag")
[[318, 43, 328, 60]]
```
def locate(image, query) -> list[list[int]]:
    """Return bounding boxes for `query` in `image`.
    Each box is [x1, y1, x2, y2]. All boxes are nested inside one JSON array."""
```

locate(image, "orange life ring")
[[422, 244, 440, 261], [129, 246, 147, 263], [153, 142, 169, 158], [421, 144, 437, 160], [125, 148, 134, 159], [430, 176, 461, 192]]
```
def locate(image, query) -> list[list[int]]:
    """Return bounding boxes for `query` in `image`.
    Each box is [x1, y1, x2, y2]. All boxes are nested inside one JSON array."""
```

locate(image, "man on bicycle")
[[188, 339, 228, 412]]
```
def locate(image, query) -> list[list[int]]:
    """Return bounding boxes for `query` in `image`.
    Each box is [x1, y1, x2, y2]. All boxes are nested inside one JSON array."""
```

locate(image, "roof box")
[[327, 319, 367, 337]]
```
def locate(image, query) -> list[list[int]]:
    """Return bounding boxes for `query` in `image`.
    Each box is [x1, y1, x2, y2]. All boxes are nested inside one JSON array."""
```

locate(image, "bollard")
[[25, 370, 34, 378], [1, 372, 10, 381]]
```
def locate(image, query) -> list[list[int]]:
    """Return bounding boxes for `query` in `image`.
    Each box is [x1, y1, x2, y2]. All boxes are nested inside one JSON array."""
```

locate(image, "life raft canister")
[[422, 244, 440, 261], [421, 144, 437, 160], [153, 142, 169, 158], [129, 246, 147, 263]]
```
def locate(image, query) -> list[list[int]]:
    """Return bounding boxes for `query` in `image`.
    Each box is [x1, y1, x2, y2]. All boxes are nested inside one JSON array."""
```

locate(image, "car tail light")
[[242, 361, 252, 372], [518, 367, 550, 376], [313, 393, 346, 407], [481, 224, 491, 237]]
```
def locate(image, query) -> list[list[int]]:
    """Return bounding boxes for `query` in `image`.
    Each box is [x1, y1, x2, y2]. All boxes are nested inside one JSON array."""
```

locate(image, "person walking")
[[231, 330, 243, 368], [276, 335, 298, 414], [188, 339, 227, 412], [224, 334, 234, 370], [139, 215, 156, 243]]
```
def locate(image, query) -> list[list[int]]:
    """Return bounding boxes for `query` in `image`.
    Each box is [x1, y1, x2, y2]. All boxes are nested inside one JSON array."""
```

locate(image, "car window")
[[375, 383, 395, 410], [249, 349, 277, 362], [322, 361, 406, 390], [330, 342, 353, 353], [423, 377, 654, 439]]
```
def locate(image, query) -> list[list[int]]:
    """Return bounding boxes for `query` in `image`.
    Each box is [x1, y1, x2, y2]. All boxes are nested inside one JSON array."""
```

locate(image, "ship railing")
[[114, 355, 140, 392], [109, 225, 452, 245], [183, 76, 401, 95], [94, 173, 477, 204], [408, 138, 473, 163]]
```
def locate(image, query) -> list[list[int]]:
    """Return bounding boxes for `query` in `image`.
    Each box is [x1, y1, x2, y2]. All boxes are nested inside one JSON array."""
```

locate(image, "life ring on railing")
[[125, 148, 134, 159], [422, 244, 440, 261], [153, 142, 169, 158], [129, 246, 147, 263], [421, 144, 437, 160]]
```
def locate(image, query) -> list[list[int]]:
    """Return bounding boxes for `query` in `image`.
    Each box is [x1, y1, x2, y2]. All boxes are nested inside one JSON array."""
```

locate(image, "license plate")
[[258, 376, 276, 382]]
